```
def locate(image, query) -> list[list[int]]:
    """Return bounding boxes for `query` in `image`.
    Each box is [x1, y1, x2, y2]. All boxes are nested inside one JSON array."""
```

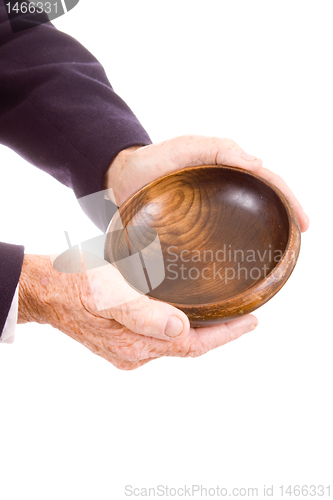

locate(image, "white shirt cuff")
[[0, 285, 19, 344]]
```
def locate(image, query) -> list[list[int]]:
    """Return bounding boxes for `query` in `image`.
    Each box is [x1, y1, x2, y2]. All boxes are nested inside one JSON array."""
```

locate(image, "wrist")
[[18, 255, 51, 324], [18, 254, 75, 325], [105, 145, 142, 205]]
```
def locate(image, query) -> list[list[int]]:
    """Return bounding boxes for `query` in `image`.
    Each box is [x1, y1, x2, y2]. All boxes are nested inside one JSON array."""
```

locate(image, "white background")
[[1, 1, 332, 499]]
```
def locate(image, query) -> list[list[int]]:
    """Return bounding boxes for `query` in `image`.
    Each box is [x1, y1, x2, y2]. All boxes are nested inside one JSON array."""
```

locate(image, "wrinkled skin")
[[18, 136, 309, 370], [18, 255, 258, 370]]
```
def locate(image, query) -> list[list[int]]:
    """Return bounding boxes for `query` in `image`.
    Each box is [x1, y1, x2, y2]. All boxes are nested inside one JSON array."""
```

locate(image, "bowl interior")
[[106, 166, 290, 306]]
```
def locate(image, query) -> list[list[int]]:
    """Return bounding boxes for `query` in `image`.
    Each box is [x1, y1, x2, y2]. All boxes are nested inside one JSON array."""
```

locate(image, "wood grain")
[[105, 165, 301, 327]]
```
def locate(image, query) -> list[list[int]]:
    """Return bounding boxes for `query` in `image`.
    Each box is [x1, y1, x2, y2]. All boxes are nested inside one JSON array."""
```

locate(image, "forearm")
[[0, 0, 151, 228], [18, 254, 81, 328]]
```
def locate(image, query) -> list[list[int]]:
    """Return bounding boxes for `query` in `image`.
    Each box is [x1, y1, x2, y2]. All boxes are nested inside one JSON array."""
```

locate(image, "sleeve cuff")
[[0, 284, 19, 344]]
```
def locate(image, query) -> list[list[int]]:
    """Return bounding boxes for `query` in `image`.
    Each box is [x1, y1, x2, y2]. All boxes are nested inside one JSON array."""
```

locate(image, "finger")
[[156, 135, 263, 171], [117, 135, 262, 204], [114, 314, 259, 361], [212, 137, 264, 170], [171, 135, 263, 171], [209, 139, 309, 232], [172, 314, 259, 358], [125, 136, 309, 232], [207, 138, 309, 232], [244, 165, 309, 232]]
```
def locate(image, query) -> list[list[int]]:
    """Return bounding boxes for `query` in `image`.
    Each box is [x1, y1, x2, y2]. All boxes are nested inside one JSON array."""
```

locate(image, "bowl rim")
[[106, 164, 301, 315]]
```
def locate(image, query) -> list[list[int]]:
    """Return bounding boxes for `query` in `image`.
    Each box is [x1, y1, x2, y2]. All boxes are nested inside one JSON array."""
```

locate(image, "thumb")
[[85, 261, 190, 340], [146, 135, 262, 169], [178, 135, 263, 170], [110, 295, 190, 341]]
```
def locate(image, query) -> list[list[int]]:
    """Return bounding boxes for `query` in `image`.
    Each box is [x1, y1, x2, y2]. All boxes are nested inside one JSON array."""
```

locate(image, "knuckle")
[[172, 333, 209, 358], [133, 304, 162, 337], [225, 330, 238, 343], [186, 342, 209, 358], [114, 336, 150, 363], [117, 345, 141, 362], [134, 307, 153, 332], [221, 137, 238, 150], [223, 324, 240, 343]]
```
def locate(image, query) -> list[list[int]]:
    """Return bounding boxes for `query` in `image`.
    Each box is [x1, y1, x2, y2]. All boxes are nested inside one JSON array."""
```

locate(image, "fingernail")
[[241, 152, 258, 161], [246, 323, 258, 333], [165, 316, 184, 338]]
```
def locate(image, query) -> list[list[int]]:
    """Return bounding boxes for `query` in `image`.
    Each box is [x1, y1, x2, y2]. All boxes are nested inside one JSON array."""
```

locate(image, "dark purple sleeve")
[[0, 243, 24, 335], [0, 0, 152, 335]]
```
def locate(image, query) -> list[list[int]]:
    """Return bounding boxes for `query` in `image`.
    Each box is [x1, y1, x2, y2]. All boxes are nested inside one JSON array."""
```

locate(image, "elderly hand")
[[18, 254, 257, 370], [106, 135, 309, 232], [18, 136, 308, 370]]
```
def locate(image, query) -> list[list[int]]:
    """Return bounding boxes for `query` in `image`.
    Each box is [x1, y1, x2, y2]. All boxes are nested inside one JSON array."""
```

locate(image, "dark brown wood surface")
[[105, 165, 301, 327]]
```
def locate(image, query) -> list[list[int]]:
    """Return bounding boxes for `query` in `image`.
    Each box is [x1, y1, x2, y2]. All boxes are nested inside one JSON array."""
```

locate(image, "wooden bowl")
[[105, 165, 301, 327]]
